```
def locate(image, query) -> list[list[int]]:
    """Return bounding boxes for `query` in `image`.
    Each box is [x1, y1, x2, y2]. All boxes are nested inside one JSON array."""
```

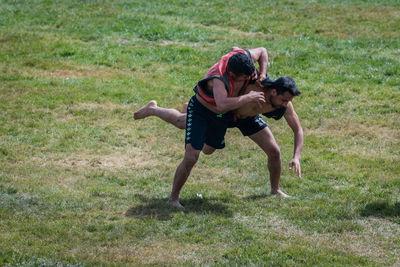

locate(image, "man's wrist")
[[244, 94, 252, 103]]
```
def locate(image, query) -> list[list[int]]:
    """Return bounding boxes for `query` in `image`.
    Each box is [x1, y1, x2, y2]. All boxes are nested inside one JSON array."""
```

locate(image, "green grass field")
[[1, 0, 399, 265]]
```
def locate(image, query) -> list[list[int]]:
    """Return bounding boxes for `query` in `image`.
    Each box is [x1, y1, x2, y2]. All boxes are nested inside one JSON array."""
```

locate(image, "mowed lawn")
[[0, 0, 399, 265]]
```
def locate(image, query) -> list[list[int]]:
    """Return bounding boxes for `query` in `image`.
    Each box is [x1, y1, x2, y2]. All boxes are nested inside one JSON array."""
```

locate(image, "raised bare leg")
[[133, 100, 187, 129], [133, 100, 157, 120]]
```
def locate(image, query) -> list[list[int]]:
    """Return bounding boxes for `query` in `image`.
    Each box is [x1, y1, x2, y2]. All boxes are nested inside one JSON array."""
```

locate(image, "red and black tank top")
[[193, 49, 256, 105]]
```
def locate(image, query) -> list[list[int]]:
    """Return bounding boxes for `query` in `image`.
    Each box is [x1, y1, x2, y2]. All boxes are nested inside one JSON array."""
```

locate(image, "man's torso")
[[235, 83, 276, 118]]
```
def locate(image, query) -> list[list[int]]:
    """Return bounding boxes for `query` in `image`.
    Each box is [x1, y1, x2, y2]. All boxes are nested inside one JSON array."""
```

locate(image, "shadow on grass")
[[126, 195, 233, 220], [243, 193, 270, 201], [360, 201, 400, 223], [242, 193, 293, 201]]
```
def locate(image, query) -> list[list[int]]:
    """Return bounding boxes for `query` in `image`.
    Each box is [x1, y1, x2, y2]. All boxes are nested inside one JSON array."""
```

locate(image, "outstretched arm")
[[284, 102, 303, 177]]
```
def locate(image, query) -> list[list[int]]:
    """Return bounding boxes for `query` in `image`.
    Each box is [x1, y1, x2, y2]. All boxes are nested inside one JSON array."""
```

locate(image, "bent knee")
[[202, 149, 215, 155], [183, 148, 200, 166], [202, 145, 216, 155], [177, 121, 186, 130], [185, 154, 199, 166], [268, 146, 281, 161], [176, 115, 186, 129]]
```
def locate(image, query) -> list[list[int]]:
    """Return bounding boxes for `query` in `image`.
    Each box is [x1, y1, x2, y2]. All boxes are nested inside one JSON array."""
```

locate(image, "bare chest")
[[236, 101, 275, 118]]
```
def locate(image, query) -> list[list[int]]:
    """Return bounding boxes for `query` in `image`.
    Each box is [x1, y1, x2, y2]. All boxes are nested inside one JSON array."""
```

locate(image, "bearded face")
[[269, 91, 294, 109]]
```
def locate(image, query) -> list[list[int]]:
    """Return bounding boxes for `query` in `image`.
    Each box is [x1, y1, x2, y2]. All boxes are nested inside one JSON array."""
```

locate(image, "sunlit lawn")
[[0, 0, 399, 265]]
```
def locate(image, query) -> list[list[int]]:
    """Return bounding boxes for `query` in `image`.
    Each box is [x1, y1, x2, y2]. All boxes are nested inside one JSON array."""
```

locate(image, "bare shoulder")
[[203, 77, 219, 92], [284, 102, 301, 123], [286, 102, 295, 113], [241, 83, 262, 95]]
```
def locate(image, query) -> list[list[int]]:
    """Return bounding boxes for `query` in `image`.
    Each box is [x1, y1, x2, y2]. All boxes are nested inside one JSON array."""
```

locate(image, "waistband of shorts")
[[190, 95, 219, 115], [190, 95, 236, 122]]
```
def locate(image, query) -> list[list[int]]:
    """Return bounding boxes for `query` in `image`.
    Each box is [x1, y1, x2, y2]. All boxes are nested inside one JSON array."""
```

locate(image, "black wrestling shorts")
[[184, 95, 230, 150], [231, 115, 268, 136]]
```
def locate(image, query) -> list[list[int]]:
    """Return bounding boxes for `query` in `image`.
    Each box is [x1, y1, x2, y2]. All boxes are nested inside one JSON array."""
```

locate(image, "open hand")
[[247, 91, 265, 109], [289, 158, 301, 177]]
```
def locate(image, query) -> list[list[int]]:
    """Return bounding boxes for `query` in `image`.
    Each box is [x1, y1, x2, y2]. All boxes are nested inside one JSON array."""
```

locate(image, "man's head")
[[262, 76, 301, 108], [227, 52, 256, 82], [262, 76, 300, 96]]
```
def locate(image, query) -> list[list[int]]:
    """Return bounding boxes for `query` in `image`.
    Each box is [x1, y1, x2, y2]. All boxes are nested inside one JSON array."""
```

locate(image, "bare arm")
[[231, 46, 269, 85], [248, 47, 268, 82], [213, 78, 265, 114], [284, 102, 303, 177]]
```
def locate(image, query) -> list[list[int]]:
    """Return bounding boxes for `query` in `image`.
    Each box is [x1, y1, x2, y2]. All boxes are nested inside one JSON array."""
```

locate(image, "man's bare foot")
[[271, 189, 291, 198], [181, 102, 188, 113], [168, 199, 184, 209], [133, 100, 157, 120]]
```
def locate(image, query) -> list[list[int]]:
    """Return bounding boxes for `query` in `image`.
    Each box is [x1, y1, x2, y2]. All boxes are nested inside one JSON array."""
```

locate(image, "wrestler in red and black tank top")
[[193, 49, 256, 105]]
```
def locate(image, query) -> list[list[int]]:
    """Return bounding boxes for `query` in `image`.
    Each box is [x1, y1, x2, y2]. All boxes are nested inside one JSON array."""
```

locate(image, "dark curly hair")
[[227, 52, 255, 76], [262, 76, 301, 96]]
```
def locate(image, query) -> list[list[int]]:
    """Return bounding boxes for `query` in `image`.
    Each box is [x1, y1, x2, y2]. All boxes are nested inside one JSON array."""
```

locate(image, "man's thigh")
[[185, 95, 227, 151], [185, 107, 207, 150], [236, 115, 267, 136], [248, 127, 280, 156], [204, 119, 227, 150]]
